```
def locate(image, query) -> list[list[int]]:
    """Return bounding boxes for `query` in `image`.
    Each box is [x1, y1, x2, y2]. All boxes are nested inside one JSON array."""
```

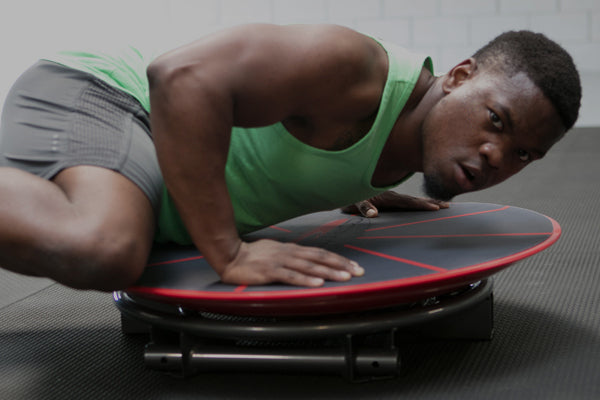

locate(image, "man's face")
[[420, 62, 565, 201]]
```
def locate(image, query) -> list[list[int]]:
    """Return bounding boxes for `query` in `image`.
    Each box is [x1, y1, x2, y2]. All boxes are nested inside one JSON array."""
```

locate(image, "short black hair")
[[472, 31, 581, 131]]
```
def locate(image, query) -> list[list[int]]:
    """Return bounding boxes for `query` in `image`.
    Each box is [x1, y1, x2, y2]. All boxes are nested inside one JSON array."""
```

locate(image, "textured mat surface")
[[1, 128, 599, 399]]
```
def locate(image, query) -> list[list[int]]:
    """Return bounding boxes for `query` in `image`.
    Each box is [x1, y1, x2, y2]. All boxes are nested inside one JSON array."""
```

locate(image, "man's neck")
[[370, 69, 443, 187]]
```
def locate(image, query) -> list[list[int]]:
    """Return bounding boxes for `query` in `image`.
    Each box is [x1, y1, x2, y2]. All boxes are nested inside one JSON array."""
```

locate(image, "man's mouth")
[[456, 163, 479, 192], [461, 165, 475, 181]]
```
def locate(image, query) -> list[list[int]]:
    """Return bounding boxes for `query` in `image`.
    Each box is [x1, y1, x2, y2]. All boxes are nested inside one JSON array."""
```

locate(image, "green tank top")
[[43, 39, 432, 245], [156, 40, 432, 244]]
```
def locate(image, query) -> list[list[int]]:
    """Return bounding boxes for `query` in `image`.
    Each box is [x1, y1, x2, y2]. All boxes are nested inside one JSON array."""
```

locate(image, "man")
[[0, 24, 581, 291]]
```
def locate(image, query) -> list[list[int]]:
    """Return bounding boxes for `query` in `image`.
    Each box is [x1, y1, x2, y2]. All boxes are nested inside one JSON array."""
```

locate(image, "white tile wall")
[[356, 19, 412, 47], [385, 0, 438, 17], [499, 0, 559, 14], [440, 0, 497, 16], [327, 0, 381, 21], [273, 0, 328, 24], [470, 15, 530, 44], [0, 0, 598, 126], [414, 16, 470, 46], [560, 0, 600, 12], [531, 13, 589, 42], [593, 11, 600, 41], [220, 0, 273, 26]]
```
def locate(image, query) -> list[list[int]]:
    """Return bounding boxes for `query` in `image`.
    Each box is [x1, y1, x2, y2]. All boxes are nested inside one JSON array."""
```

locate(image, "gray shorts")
[[0, 60, 162, 209]]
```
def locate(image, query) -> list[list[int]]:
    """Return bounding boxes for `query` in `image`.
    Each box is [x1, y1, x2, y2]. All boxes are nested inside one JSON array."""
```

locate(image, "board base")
[[115, 279, 493, 382]]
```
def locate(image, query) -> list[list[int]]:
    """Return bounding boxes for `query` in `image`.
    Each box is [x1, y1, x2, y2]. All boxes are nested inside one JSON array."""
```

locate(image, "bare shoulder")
[[229, 24, 383, 58], [281, 24, 385, 67], [152, 24, 384, 70], [261, 24, 389, 116], [149, 24, 389, 126], [209, 24, 387, 82]]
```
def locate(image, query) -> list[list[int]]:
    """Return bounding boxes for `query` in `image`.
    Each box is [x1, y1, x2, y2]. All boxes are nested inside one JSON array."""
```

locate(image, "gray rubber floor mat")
[[0, 270, 53, 309], [1, 128, 599, 399]]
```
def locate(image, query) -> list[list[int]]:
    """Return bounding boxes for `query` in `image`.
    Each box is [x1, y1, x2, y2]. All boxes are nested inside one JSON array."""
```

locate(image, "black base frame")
[[114, 279, 494, 382]]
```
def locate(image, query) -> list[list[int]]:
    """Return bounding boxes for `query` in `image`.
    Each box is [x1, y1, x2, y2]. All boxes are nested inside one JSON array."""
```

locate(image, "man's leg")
[[0, 165, 155, 291]]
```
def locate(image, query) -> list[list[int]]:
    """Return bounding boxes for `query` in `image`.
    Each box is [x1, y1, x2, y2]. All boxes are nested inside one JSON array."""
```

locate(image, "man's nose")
[[479, 142, 503, 169]]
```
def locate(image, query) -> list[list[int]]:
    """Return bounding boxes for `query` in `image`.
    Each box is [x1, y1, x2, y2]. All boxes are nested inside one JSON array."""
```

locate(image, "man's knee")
[[57, 225, 151, 291], [51, 166, 156, 290], [0, 165, 155, 291]]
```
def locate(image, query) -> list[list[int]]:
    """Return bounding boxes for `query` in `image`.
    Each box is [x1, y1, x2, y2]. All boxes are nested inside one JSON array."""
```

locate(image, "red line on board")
[[345, 244, 447, 272], [147, 255, 204, 267], [234, 285, 248, 293], [357, 232, 553, 239], [293, 218, 350, 243], [365, 205, 510, 232], [269, 225, 293, 233]]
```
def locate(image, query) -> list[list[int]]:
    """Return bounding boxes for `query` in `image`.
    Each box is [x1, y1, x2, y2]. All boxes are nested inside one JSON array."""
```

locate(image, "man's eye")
[[489, 110, 503, 130], [518, 149, 530, 162]]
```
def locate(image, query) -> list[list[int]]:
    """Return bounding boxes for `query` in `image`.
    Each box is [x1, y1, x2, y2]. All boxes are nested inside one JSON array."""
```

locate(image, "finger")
[[261, 258, 359, 287], [430, 199, 450, 209], [340, 204, 359, 214], [223, 260, 327, 287], [268, 267, 326, 287], [285, 259, 353, 282], [294, 245, 365, 276], [356, 200, 378, 218], [369, 192, 434, 211], [253, 266, 325, 287], [403, 196, 445, 211]]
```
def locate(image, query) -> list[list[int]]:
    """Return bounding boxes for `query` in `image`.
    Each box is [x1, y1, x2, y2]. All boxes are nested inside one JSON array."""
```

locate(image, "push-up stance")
[[0, 24, 581, 290]]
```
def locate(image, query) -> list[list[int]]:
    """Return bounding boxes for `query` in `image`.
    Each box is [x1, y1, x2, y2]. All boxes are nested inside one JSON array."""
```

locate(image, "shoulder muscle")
[[149, 24, 388, 126]]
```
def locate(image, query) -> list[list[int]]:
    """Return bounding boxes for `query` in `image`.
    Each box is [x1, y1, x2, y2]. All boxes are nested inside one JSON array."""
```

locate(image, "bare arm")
[[148, 24, 383, 286]]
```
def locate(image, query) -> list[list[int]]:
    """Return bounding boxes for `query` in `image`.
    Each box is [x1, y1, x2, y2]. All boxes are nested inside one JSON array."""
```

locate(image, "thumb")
[[357, 200, 378, 218]]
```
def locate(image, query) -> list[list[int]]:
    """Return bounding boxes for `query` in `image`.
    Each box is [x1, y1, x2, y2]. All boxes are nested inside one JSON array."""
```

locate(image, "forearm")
[[148, 62, 241, 274]]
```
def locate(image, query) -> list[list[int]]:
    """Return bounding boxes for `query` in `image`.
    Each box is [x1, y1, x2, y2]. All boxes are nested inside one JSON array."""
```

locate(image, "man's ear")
[[441, 57, 477, 94]]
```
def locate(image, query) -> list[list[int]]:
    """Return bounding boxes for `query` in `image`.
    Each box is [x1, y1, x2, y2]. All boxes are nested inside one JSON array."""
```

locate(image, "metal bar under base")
[[144, 333, 400, 382]]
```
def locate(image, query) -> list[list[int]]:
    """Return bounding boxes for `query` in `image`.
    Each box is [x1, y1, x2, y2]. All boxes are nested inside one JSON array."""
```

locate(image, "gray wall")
[[1, 0, 598, 126]]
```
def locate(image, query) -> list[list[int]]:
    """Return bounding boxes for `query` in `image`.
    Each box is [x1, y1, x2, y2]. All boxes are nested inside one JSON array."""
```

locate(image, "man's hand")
[[219, 239, 365, 287], [342, 191, 449, 218]]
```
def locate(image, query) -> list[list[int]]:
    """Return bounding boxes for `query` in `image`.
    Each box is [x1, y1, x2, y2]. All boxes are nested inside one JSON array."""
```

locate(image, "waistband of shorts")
[[36, 59, 150, 123]]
